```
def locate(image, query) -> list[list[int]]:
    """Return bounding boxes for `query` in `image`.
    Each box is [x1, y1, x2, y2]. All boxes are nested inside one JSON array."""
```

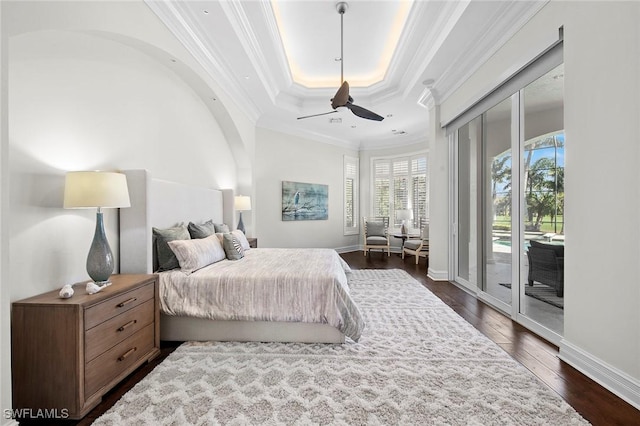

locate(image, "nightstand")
[[11, 274, 160, 420], [247, 237, 257, 248]]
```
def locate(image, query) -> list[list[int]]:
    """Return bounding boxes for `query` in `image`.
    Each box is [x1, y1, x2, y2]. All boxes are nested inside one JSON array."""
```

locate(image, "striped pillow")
[[222, 233, 245, 260], [167, 234, 226, 274]]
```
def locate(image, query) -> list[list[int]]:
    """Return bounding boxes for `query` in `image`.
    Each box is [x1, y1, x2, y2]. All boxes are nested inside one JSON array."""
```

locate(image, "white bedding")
[[158, 248, 365, 341]]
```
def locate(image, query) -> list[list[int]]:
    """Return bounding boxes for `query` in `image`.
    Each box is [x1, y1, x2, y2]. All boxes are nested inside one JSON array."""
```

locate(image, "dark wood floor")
[[19, 251, 639, 425], [341, 251, 640, 426]]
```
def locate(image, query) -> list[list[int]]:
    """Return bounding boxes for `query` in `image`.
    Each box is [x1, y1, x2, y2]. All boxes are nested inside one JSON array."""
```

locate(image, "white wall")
[[562, 0, 640, 391], [254, 127, 359, 250], [1, 2, 251, 419], [8, 30, 237, 299], [0, 3, 10, 423], [437, 0, 640, 406]]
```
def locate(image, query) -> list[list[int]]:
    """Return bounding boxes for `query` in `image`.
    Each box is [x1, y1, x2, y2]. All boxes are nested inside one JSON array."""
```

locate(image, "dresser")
[[11, 274, 160, 420]]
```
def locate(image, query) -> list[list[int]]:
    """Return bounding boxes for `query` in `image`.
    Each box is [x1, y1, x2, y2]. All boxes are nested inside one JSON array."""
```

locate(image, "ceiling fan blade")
[[331, 81, 350, 109], [297, 110, 339, 120], [347, 103, 384, 121]]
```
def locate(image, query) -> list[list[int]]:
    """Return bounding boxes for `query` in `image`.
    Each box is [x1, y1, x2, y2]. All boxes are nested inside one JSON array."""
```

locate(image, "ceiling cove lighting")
[[271, 0, 413, 88]]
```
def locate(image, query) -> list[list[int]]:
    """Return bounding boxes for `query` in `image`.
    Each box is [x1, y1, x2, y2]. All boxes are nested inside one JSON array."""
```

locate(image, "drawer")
[[85, 323, 155, 398], [85, 299, 154, 362], [85, 283, 154, 330]]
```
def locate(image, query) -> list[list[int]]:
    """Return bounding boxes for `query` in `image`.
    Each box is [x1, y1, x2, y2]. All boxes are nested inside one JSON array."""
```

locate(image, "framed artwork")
[[282, 181, 328, 221]]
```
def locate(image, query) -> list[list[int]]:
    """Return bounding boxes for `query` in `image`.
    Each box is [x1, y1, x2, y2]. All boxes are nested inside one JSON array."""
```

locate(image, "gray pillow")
[[366, 221, 386, 237], [153, 224, 191, 271], [188, 220, 216, 239], [222, 232, 245, 260], [214, 223, 230, 233]]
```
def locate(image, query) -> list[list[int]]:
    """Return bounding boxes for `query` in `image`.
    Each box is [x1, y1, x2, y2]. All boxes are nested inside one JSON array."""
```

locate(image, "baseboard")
[[427, 268, 448, 281], [335, 245, 360, 254], [559, 339, 640, 410]]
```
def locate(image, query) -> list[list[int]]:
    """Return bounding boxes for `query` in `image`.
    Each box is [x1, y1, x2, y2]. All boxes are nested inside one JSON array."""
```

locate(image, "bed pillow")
[[214, 223, 230, 233], [222, 232, 245, 260], [231, 229, 251, 250], [153, 224, 191, 272], [188, 220, 216, 239], [168, 234, 226, 274]]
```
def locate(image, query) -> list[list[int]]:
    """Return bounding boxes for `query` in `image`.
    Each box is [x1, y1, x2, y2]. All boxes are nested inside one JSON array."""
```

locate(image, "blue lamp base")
[[87, 210, 114, 286], [237, 211, 245, 234]]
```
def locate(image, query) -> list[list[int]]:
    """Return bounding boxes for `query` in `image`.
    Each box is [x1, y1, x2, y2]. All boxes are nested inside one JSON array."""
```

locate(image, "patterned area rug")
[[94, 269, 587, 425], [499, 282, 564, 309]]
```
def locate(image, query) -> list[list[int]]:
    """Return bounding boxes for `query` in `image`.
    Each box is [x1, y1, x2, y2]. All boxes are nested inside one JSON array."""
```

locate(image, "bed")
[[119, 170, 364, 344]]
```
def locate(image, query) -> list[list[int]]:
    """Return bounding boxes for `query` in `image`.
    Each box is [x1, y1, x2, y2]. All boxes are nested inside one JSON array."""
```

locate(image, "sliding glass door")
[[482, 98, 513, 308], [453, 49, 564, 342], [519, 64, 565, 335]]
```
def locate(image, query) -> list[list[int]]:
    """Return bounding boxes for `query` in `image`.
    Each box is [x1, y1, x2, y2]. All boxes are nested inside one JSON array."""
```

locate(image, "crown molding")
[[219, 0, 280, 104], [435, 0, 548, 104], [144, 0, 261, 123], [400, 1, 469, 99]]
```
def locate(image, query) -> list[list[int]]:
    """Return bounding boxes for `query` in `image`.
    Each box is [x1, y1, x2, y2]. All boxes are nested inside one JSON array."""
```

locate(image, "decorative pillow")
[[222, 232, 245, 260], [231, 229, 251, 250], [188, 220, 216, 239], [214, 223, 230, 233], [152, 224, 190, 272], [366, 221, 386, 237], [168, 234, 226, 274]]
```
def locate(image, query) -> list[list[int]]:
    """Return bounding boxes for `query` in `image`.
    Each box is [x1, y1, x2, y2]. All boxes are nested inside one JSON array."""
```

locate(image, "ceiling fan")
[[297, 2, 384, 122]]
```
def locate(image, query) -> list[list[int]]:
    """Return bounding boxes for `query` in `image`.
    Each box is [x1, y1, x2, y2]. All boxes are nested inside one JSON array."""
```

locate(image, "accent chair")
[[402, 219, 429, 264], [362, 217, 390, 256]]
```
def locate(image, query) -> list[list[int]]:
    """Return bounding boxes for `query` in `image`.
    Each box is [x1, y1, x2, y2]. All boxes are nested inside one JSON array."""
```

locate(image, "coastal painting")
[[282, 181, 328, 221]]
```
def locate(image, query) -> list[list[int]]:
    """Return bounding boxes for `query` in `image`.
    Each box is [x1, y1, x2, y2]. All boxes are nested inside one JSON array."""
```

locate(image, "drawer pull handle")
[[117, 298, 137, 308], [118, 347, 137, 362], [117, 320, 137, 332]]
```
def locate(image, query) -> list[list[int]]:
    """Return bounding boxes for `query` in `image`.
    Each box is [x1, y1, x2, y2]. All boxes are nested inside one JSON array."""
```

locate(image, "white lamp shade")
[[234, 195, 251, 211], [396, 209, 412, 220], [63, 171, 131, 209]]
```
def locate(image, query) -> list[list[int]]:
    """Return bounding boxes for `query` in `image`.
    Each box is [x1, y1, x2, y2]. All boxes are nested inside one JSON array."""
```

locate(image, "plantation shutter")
[[373, 160, 390, 218], [344, 156, 359, 235]]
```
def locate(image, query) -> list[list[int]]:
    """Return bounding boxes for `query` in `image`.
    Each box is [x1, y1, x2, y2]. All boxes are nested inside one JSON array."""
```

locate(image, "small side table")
[[392, 233, 420, 254]]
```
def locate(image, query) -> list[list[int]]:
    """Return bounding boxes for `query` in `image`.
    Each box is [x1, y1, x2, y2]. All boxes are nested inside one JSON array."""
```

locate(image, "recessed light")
[[244, 75, 250, 80], [422, 79, 435, 87], [170, 59, 176, 63], [203, 10, 209, 14]]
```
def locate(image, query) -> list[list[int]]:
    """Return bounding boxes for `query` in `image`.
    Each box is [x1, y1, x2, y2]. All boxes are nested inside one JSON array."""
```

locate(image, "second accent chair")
[[362, 217, 390, 256], [402, 220, 429, 264]]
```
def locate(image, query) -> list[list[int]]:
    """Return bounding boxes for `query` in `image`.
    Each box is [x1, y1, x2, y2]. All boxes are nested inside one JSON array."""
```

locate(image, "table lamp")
[[396, 209, 412, 235], [64, 171, 130, 286], [234, 195, 251, 234]]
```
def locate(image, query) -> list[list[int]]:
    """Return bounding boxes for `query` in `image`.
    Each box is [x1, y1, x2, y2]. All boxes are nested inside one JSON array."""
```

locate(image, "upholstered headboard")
[[119, 170, 231, 274]]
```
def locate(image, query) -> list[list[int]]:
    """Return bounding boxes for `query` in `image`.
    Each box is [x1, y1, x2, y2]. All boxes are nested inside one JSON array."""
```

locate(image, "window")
[[372, 153, 428, 228], [344, 155, 359, 235]]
